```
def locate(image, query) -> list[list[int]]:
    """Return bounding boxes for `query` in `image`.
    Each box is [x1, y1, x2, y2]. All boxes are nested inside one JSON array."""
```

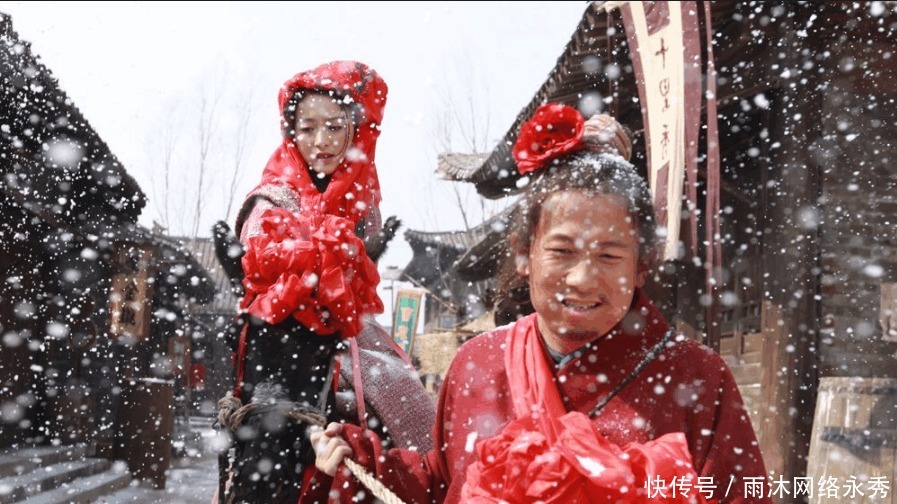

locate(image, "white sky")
[[2, 1, 588, 325]]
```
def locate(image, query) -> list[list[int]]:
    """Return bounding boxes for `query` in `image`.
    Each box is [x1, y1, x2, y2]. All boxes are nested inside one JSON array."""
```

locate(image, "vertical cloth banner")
[[392, 288, 424, 356], [616, 1, 703, 260], [108, 245, 154, 343]]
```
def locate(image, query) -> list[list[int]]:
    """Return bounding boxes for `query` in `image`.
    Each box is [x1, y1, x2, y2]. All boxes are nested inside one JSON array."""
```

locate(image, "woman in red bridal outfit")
[[220, 61, 434, 504]]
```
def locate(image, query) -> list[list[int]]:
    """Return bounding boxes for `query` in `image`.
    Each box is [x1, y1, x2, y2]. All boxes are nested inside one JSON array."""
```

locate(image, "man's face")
[[522, 191, 645, 354]]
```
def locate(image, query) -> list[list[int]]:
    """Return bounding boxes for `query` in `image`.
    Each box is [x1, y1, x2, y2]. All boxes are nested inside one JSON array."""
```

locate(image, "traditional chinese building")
[[400, 208, 512, 331], [0, 11, 213, 460]]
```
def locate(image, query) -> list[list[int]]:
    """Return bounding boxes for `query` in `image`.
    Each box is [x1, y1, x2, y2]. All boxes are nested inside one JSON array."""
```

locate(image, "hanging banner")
[[108, 245, 154, 344], [392, 288, 424, 356], [616, 0, 703, 260]]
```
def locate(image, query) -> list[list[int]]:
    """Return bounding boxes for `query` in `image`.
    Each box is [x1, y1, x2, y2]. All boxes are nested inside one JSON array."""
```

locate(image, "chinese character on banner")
[[392, 288, 424, 356], [108, 245, 154, 344], [616, 0, 703, 260]]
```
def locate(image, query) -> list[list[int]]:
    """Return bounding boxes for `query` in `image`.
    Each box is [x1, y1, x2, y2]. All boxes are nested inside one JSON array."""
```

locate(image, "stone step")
[[21, 467, 132, 504], [0, 445, 92, 479], [0, 458, 108, 504]]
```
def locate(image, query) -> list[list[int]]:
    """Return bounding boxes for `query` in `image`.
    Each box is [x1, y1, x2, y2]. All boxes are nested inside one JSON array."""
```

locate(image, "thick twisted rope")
[[342, 458, 406, 504], [216, 393, 407, 504], [216, 394, 327, 431]]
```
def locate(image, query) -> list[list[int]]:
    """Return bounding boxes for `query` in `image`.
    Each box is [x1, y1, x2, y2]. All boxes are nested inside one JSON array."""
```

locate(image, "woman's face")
[[520, 191, 645, 354], [294, 94, 352, 175]]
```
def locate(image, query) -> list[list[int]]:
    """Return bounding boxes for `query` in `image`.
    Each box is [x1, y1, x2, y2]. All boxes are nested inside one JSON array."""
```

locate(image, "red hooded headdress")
[[235, 61, 388, 338], [238, 60, 387, 235]]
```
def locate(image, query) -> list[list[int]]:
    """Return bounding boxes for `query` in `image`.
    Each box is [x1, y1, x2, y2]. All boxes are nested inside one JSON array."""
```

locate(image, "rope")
[[216, 393, 407, 504], [216, 394, 326, 431], [343, 458, 407, 504]]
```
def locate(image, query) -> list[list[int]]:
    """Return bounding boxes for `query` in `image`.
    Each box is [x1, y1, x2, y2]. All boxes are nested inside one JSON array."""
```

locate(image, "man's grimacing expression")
[[520, 191, 646, 354]]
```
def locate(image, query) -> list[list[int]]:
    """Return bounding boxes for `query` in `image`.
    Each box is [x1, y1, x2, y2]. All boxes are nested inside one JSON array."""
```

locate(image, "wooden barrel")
[[806, 377, 897, 504]]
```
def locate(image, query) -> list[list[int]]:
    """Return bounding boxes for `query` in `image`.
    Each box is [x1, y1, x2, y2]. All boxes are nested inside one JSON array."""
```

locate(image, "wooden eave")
[[467, 1, 770, 199]]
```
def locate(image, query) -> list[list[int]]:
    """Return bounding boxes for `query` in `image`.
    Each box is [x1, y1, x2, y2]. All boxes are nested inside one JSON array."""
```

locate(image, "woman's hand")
[[310, 422, 352, 476]]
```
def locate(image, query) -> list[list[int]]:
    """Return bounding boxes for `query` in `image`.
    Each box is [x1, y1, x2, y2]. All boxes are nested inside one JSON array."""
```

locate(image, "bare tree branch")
[[191, 88, 221, 238], [428, 52, 505, 232], [223, 88, 254, 223], [146, 103, 182, 233]]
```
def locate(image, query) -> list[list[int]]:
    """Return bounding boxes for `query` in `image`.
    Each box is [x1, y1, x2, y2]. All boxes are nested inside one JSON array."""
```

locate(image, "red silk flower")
[[512, 103, 585, 174], [462, 411, 713, 504], [240, 207, 383, 338]]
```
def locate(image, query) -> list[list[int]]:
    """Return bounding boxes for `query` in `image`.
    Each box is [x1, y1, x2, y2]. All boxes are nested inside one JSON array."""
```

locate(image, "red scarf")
[[254, 61, 386, 225], [462, 293, 714, 503]]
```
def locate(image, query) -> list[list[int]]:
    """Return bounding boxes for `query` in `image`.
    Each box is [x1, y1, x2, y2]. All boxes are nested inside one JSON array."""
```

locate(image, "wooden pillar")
[[759, 2, 823, 489]]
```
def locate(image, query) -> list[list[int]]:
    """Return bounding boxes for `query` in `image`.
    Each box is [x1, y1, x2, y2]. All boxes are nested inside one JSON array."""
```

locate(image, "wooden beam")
[[757, 300, 789, 481], [759, 4, 823, 493]]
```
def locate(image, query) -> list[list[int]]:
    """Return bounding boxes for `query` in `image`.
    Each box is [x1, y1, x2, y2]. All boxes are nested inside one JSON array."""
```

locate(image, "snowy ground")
[[95, 418, 222, 504]]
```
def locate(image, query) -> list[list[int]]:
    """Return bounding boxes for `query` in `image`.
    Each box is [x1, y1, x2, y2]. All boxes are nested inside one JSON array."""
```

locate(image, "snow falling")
[[2, 2, 897, 503]]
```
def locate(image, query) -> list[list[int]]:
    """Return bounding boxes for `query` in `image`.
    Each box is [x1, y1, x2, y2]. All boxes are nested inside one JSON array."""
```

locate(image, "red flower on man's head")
[[512, 103, 585, 175]]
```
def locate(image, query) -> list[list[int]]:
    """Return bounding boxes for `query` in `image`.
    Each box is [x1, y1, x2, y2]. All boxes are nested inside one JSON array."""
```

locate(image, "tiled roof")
[[435, 152, 491, 181], [0, 12, 146, 221], [177, 236, 240, 315]]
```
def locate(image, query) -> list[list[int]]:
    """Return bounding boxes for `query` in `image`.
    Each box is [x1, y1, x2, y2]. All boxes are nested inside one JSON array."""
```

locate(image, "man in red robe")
[[310, 106, 770, 503]]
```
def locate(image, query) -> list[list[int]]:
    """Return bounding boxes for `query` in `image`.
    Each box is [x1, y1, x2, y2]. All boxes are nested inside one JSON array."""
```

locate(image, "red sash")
[[462, 312, 714, 503]]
